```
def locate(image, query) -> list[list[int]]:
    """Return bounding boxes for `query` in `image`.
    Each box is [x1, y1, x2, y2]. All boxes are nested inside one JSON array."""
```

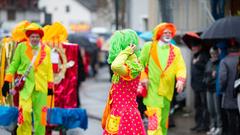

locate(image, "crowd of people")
[[190, 38, 240, 135]]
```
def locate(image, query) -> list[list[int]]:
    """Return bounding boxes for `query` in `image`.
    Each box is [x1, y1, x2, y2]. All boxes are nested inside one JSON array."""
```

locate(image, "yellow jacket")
[[5, 41, 53, 100], [140, 41, 186, 102]]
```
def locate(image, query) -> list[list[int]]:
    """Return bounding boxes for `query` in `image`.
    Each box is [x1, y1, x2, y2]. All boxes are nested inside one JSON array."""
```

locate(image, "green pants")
[[17, 90, 47, 135], [146, 98, 170, 135]]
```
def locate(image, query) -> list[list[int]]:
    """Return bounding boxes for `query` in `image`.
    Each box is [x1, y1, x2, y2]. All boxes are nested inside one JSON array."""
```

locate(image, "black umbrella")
[[201, 16, 240, 39], [68, 33, 97, 54]]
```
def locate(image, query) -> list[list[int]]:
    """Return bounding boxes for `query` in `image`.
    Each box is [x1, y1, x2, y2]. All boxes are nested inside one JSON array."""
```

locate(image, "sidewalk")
[[80, 66, 206, 135], [168, 111, 205, 135]]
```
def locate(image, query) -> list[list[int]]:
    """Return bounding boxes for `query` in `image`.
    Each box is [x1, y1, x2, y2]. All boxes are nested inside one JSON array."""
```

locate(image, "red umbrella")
[[182, 32, 202, 49]]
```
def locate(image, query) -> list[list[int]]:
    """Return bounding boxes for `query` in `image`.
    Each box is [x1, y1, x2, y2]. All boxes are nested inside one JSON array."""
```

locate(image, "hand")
[[140, 78, 149, 87], [48, 89, 54, 96], [129, 44, 136, 54], [176, 81, 184, 93], [137, 83, 147, 97], [192, 57, 199, 64], [2, 81, 10, 97], [212, 71, 216, 77]]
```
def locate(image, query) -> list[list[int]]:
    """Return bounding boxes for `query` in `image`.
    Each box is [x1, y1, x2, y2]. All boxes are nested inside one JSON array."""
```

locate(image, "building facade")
[[39, 0, 92, 32], [0, 0, 41, 32], [126, 0, 149, 32]]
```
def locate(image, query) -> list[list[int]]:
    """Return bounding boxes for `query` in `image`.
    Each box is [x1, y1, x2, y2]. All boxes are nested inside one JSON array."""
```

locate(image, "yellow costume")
[[140, 23, 186, 135]]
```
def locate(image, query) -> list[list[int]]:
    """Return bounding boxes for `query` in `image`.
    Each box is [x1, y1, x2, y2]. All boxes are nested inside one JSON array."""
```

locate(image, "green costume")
[[139, 23, 186, 135]]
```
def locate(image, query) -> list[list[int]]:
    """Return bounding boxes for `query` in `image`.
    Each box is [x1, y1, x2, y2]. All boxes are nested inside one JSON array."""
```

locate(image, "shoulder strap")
[[23, 45, 40, 78]]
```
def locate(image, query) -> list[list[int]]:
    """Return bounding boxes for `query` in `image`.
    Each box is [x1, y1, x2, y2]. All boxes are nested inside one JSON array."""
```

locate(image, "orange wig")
[[152, 23, 176, 41]]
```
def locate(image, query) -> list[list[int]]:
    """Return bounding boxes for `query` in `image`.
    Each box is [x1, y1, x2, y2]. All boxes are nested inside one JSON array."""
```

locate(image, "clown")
[[139, 23, 186, 135], [102, 29, 146, 135], [2, 22, 54, 135]]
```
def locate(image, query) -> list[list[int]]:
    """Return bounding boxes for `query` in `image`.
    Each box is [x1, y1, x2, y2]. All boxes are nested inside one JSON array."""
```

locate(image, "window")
[[142, 17, 149, 31], [66, 5, 70, 13], [8, 0, 16, 5], [7, 10, 16, 21]]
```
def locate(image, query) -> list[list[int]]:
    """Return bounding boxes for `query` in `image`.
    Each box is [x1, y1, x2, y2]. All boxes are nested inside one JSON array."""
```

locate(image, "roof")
[[75, 0, 97, 12]]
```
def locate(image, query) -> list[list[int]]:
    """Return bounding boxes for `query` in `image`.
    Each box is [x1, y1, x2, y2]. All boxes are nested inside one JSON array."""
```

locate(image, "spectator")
[[219, 39, 240, 135], [190, 40, 209, 132], [203, 46, 222, 135]]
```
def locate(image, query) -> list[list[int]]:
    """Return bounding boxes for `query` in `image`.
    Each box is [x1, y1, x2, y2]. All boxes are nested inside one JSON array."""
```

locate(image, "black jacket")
[[191, 51, 209, 91], [203, 60, 219, 92]]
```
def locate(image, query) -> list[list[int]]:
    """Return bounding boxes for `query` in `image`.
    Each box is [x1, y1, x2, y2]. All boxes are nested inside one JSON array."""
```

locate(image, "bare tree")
[[91, 0, 127, 30], [92, 0, 114, 29]]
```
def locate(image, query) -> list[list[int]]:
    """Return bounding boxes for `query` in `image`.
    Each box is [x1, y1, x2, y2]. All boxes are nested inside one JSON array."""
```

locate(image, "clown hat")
[[25, 23, 44, 38]]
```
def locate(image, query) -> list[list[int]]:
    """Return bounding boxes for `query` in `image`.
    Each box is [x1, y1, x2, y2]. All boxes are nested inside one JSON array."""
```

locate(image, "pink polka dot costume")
[[103, 77, 146, 135], [102, 29, 146, 135]]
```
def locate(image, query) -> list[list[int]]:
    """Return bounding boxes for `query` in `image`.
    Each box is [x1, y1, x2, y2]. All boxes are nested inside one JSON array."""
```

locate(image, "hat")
[[25, 23, 44, 38], [182, 32, 202, 48], [11, 20, 30, 42], [152, 23, 176, 41]]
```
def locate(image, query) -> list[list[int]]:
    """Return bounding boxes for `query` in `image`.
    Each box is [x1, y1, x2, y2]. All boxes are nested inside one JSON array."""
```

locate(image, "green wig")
[[108, 29, 140, 64]]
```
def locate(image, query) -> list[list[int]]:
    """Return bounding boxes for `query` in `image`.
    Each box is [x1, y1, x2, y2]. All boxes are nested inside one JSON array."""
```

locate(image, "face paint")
[[160, 29, 172, 43], [162, 36, 172, 43]]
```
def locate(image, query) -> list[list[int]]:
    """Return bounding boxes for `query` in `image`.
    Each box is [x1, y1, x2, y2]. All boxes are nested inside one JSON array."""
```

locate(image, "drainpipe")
[[115, 0, 119, 30]]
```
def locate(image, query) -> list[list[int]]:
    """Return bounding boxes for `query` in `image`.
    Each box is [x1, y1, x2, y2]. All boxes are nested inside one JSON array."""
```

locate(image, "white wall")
[[0, 10, 7, 22], [39, 0, 91, 31], [180, 45, 194, 111], [128, 0, 149, 31], [148, 0, 213, 33], [173, 0, 213, 34]]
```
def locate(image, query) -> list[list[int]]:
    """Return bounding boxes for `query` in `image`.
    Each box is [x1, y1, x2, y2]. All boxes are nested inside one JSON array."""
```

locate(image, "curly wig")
[[108, 29, 140, 64]]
